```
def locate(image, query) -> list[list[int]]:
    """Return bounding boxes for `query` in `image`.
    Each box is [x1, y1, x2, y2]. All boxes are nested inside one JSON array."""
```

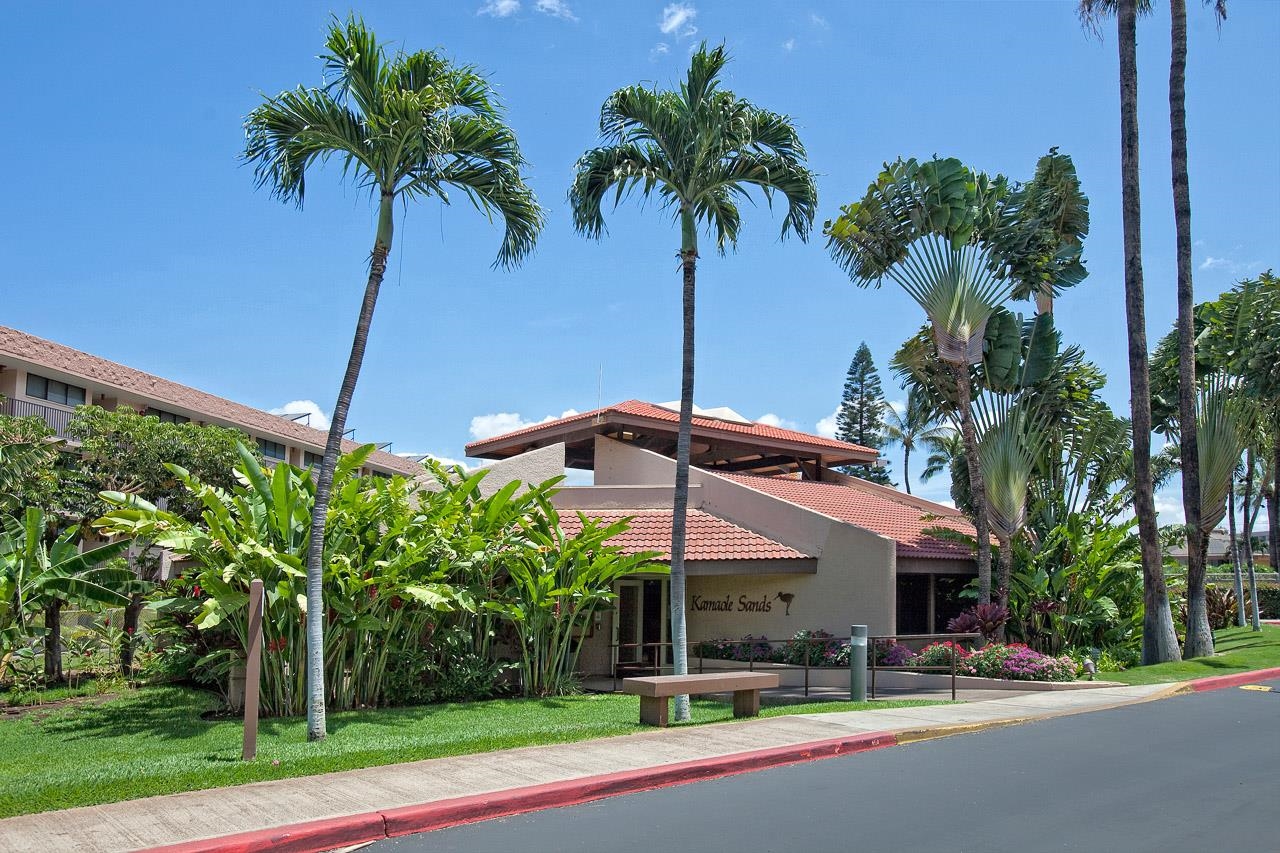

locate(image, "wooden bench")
[[621, 672, 781, 727]]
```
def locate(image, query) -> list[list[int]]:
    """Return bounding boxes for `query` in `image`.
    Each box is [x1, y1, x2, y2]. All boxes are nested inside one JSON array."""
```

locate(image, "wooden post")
[[242, 579, 264, 762]]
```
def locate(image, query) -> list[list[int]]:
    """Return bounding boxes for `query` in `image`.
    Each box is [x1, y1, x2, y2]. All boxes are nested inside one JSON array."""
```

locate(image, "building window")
[[145, 407, 190, 425], [25, 374, 86, 407], [304, 451, 323, 469], [257, 438, 287, 461]]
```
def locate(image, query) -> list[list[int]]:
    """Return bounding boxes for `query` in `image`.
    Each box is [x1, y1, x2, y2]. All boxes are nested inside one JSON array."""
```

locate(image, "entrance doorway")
[[613, 578, 669, 675], [895, 573, 975, 634]]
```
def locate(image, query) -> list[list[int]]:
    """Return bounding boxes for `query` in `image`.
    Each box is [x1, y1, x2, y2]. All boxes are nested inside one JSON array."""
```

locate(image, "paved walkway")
[[0, 684, 1173, 853]]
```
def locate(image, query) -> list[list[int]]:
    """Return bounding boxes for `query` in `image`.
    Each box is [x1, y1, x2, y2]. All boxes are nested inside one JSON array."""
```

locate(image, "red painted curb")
[[1188, 666, 1280, 692], [138, 731, 896, 853]]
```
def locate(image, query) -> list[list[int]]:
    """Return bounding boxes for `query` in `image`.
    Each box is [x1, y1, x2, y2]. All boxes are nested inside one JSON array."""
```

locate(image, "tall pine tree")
[[836, 342, 894, 485]]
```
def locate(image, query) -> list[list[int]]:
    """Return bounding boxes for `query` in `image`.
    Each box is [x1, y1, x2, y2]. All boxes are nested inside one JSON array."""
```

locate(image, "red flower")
[[191, 585, 202, 598], [389, 595, 403, 610], [125, 626, 135, 635], [266, 637, 287, 653]]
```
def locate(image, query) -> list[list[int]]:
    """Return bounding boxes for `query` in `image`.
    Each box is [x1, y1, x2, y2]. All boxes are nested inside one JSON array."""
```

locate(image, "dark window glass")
[[146, 407, 190, 425], [26, 373, 86, 407], [304, 451, 323, 468], [257, 438, 287, 460]]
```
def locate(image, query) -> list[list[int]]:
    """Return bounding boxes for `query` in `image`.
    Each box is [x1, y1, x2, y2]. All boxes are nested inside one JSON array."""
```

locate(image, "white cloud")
[[270, 399, 331, 431], [535, 0, 577, 20], [1198, 252, 1261, 275], [469, 409, 580, 441], [1154, 490, 1186, 525], [659, 3, 697, 38], [649, 42, 671, 61], [810, 12, 829, 28], [816, 407, 840, 439], [478, 0, 521, 17], [887, 399, 906, 417], [757, 412, 800, 431], [398, 451, 470, 470], [782, 37, 796, 51]]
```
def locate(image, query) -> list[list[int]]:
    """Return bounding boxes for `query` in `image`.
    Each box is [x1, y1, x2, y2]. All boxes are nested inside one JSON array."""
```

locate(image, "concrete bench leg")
[[640, 695, 669, 727], [733, 689, 761, 718]]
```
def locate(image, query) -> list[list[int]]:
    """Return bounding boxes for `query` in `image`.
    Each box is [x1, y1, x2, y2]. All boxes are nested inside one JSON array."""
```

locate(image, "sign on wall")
[[691, 591, 795, 615]]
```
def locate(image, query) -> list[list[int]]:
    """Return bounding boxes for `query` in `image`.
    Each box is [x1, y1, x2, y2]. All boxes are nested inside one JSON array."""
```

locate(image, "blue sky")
[[3, 1, 1277, 516]]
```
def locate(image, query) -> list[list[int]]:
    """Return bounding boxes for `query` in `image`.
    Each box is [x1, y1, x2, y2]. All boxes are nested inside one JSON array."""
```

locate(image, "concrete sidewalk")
[[0, 683, 1174, 853]]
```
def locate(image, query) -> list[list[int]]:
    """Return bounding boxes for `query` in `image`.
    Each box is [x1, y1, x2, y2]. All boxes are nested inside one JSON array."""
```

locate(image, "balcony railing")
[[0, 397, 77, 439]]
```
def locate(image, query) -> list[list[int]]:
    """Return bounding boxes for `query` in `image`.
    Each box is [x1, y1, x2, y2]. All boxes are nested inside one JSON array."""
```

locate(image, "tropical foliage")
[[95, 445, 656, 715]]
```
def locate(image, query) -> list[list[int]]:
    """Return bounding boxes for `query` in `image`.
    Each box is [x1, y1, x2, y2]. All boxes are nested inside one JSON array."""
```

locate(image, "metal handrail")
[[610, 635, 856, 698], [0, 397, 77, 438], [609, 632, 985, 700], [868, 632, 983, 701]]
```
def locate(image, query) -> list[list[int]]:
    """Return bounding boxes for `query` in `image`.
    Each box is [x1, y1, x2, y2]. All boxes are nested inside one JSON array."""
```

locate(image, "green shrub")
[[1256, 583, 1280, 619]]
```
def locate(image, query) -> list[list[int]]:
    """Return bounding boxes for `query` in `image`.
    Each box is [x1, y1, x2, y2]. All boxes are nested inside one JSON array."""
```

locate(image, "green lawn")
[[1105, 625, 1280, 685], [0, 687, 943, 818]]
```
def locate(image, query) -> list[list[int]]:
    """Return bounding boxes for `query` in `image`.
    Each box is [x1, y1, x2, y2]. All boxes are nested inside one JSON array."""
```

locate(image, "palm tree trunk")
[[43, 599, 62, 684], [950, 362, 992, 603], [1119, 0, 1182, 665], [304, 191, 395, 741], [902, 446, 912, 495], [1228, 474, 1246, 627], [1186, 533, 1214, 657], [1270, 433, 1280, 571], [996, 534, 1013, 643], [1244, 447, 1262, 630], [1171, 0, 1213, 660], [668, 207, 697, 723]]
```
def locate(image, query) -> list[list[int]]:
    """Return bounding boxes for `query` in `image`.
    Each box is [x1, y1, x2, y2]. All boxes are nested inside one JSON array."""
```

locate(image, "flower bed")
[[694, 630, 847, 667], [695, 633, 1080, 682], [891, 641, 1077, 682]]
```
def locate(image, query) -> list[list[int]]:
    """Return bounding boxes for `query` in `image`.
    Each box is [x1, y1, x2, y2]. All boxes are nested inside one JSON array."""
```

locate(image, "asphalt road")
[[368, 679, 1280, 853]]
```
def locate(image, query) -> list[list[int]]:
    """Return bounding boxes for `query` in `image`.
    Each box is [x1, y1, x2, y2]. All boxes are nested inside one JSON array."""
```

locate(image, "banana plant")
[[502, 495, 662, 697], [0, 506, 134, 683]]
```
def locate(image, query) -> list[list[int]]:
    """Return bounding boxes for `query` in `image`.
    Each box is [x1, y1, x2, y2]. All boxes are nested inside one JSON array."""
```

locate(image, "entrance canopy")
[[465, 399, 879, 476]]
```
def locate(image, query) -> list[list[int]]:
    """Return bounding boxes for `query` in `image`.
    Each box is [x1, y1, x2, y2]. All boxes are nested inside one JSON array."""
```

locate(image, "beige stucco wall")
[[475, 442, 566, 497], [479, 436, 904, 671], [593, 437, 899, 638]]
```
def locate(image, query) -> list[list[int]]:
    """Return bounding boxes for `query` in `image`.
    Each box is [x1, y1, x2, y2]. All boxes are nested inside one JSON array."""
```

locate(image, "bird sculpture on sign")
[[775, 592, 795, 616]]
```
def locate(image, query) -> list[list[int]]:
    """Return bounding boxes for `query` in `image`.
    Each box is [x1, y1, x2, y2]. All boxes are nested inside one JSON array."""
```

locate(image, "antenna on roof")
[[343, 428, 356, 439], [376, 442, 392, 452], [286, 412, 311, 425], [597, 364, 603, 411]]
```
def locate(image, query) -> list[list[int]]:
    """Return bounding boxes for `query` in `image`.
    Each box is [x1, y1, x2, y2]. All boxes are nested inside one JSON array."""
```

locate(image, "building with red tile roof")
[[0, 325, 423, 478], [469, 403, 977, 677]]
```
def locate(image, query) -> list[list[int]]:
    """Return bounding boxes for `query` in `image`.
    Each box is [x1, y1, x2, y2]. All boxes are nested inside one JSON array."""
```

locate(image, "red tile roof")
[[0, 326, 423, 478], [558, 508, 812, 562], [715, 472, 977, 561], [466, 399, 876, 458]]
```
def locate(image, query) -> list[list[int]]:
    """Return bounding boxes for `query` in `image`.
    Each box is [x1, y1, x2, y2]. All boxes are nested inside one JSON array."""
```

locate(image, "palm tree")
[[1079, 0, 1182, 664], [921, 430, 962, 486], [569, 44, 816, 722], [883, 389, 946, 495], [243, 17, 543, 740], [827, 153, 1087, 604], [1170, 0, 1228, 658]]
